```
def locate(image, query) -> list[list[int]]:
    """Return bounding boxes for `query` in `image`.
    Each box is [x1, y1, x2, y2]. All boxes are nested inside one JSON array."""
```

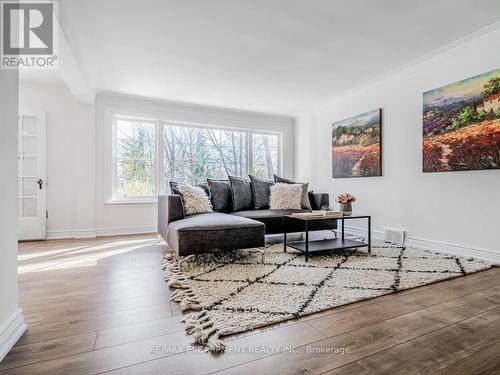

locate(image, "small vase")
[[339, 202, 352, 215]]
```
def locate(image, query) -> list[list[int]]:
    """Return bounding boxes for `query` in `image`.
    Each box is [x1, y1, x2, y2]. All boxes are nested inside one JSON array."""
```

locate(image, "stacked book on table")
[[291, 211, 344, 219]]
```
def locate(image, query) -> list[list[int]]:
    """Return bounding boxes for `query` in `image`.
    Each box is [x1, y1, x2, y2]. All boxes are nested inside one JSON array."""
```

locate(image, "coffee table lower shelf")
[[284, 214, 371, 261], [286, 238, 368, 254]]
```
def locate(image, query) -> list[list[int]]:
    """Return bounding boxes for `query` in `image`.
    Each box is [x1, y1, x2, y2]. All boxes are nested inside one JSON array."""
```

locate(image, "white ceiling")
[[51, 0, 500, 114]]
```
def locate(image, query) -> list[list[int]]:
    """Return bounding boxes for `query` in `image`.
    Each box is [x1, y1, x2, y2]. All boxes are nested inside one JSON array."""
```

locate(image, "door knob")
[[37, 179, 43, 190]]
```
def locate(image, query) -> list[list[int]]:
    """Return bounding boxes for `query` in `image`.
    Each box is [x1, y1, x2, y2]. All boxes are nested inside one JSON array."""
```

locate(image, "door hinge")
[[46, 210, 48, 219]]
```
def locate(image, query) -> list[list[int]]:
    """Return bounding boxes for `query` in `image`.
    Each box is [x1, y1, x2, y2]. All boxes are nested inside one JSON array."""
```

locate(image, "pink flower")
[[335, 193, 356, 203]]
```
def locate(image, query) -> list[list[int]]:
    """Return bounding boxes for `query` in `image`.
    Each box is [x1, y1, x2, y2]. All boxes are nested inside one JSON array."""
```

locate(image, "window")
[[162, 124, 247, 185], [110, 115, 282, 203], [251, 133, 280, 179], [113, 117, 156, 200]]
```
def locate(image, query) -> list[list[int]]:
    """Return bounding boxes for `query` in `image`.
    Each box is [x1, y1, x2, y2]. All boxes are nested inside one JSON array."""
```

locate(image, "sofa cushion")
[[207, 179, 232, 212], [229, 175, 253, 211], [232, 209, 337, 234], [273, 175, 294, 184], [171, 212, 263, 230], [232, 209, 306, 220], [169, 181, 210, 197], [232, 209, 304, 234], [249, 175, 273, 209], [310, 192, 329, 210], [274, 175, 312, 210], [167, 212, 265, 256]]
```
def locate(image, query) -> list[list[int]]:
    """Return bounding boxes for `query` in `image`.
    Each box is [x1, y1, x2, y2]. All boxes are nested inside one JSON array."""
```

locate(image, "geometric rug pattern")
[[162, 242, 492, 351]]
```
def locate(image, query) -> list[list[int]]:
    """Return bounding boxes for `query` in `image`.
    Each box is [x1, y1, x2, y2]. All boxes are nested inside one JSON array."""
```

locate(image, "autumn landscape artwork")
[[332, 109, 382, 178], [423, 68, 500, 173]]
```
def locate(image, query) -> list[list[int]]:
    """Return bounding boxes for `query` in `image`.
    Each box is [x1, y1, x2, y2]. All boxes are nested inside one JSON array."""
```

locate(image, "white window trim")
[[105, 112, 284, 205]]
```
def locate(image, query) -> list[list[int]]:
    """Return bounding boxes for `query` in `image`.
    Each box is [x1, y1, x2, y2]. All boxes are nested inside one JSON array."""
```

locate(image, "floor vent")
[[384, 228, 406, 245]]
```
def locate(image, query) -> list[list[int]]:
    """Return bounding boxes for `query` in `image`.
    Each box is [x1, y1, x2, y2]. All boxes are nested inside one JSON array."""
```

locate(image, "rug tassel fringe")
[[181, 311, 206, 323], [170, 289, 196, 302], [192, 326, 217, 344], [161, 253, 225, 352], [166, 277, 191, 289], [205, 332, 225, 353], [185, 317, 210, 334], [180, 298, 201, 311], [165, 263, 180, 272]]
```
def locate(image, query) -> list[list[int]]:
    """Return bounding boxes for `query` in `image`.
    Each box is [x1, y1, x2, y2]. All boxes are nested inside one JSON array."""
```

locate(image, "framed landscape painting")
[[423, 68, 500, 173], [332, 109, 382, 178]]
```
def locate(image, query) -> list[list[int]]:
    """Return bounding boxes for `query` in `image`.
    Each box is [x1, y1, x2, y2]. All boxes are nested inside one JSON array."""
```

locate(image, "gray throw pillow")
[[228, 175, 253, 212], [273, 175, 312, 210], [169, 181, 210, 198], [207, 179, 233, 212], [249, 175, 273, 209]]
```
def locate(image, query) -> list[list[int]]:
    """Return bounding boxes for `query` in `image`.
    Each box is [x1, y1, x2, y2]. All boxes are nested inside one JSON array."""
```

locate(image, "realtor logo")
[[1, 0, 58, 69]]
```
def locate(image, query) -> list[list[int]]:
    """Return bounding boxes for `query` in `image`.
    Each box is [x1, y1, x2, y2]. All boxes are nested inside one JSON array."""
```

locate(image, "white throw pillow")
[[178, 184, 213, 215], [269, 183, 302, 210]]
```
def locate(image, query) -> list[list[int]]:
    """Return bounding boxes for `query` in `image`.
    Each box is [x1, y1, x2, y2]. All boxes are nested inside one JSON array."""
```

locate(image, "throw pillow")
[[273, 174, 312, 210], [207, 179, 233, 212], [228, 175, 253, 212], [170, 181, 210, 198], [177, 184, 213, 215], [269, 183, 302, 210], [249, 175, 274, 209]]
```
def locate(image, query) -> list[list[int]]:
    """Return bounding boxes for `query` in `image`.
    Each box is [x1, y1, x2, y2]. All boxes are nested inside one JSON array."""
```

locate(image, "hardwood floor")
[[1, 234, 499, 374]]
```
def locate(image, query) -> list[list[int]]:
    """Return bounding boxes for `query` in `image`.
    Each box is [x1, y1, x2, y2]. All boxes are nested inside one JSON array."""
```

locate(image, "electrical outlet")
[[384, 228, 406, 245]]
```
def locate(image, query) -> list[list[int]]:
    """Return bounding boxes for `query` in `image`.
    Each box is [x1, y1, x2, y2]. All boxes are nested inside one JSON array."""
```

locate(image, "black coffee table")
[[284, 214, 371, 261]]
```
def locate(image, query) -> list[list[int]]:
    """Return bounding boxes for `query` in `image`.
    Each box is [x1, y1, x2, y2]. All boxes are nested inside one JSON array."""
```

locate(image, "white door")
[[18, 113, 47, 240]]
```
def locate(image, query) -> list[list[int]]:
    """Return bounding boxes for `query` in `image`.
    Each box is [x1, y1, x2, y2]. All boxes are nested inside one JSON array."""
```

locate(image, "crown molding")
[[315, 21, 500, 111]]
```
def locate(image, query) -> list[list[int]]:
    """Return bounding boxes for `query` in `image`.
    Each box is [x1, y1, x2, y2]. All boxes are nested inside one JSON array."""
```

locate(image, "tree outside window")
[[115, 119, 155, 198], [112, 116, 281, 201], [162, 125, 247, 185], [251, 133, 279, 179]]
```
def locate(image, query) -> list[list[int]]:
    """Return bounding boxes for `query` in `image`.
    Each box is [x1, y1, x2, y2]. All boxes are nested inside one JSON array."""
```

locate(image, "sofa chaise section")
[[167, 213, 265, 256], [159, 195, 265, 256]]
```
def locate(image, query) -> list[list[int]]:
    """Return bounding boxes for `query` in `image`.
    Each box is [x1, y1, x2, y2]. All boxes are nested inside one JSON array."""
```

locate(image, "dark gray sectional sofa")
[[158, 191, 335, 256]]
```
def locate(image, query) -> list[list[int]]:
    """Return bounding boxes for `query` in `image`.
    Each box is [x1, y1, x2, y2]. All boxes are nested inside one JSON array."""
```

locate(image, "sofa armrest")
[[309, 192, 330, 210], [158, 194, 184, 241]]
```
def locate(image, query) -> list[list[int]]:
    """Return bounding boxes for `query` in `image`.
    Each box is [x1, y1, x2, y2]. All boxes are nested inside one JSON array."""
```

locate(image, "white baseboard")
[[343, 225, 385, 241], [95, 225, 157, 237], [344, 225, 500, 264], [46, 228, 97, 240], [0, 309, 26, 363], [45, 226, 157, 240]]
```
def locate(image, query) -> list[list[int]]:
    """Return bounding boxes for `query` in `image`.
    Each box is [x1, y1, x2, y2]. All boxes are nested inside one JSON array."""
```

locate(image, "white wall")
[[294, 112, 313, 183], [19, 83, 95, 239], [296, 27, 500, 262], [18, 86, 295, 238], [0, 68, 26, 361]]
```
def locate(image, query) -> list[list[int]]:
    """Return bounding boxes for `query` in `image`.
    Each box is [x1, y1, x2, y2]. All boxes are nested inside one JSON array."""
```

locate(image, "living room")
[[0, 1, 499, 374]]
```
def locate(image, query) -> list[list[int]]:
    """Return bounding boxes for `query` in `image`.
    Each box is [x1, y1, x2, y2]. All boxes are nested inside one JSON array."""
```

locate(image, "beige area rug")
[[161, 241, 492, 352]]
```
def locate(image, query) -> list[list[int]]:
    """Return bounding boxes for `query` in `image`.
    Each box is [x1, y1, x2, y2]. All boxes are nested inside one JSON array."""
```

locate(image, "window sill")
[[105, 199, 157, 206]]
